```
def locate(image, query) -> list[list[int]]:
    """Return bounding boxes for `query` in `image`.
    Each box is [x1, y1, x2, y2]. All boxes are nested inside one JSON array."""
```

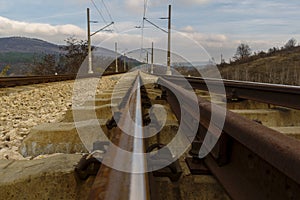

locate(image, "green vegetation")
[[32, 54, 57, 75], [0, 37, 138, 76], [0, 52, 45, 75], [59, 37, 88, 74], [0, 37, 86, 75], [0, 65, 10, 77], [0, 52, 39, 64]]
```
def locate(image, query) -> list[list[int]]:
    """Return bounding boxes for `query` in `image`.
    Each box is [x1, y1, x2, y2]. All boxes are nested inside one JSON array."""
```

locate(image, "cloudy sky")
[[0, 0, 300, 63]]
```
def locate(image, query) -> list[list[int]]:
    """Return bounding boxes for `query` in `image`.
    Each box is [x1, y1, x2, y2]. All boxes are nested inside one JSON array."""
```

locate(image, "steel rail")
[[158, 77, 300, 200], [88, 73, 149, 200], [0, 71, 125, 88], [160, 75, 300, 110], [0, 74, 76, 87], [130, 77, 147, 200]]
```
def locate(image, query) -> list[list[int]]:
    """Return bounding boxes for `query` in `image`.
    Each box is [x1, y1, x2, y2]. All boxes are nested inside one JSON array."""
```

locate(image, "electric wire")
[[102, 0, 119, 32], [26, 11, 86, 22], [100, 0, 113, 22], [90, 0, 107, 24]]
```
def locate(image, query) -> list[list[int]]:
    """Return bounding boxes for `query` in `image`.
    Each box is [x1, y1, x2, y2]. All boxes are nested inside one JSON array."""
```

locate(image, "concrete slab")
[[20, 119, 109, 157], [0, 154, 94, 200], [63, 104, 116, 122], [82, 97, 122, 107], [96, 91, 126, 99], [231, 109, 300, 126], [227, 100, 271, 109], [270, 126, 300, 140]]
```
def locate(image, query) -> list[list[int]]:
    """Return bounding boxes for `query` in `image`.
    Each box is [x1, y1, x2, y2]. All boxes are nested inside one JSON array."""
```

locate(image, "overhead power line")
[[100, 0, 113, 22], [90, 0, 107, 24], [100, 0, 119, 32], [92, 0, 118, 32], [26, 11, 86, 22]]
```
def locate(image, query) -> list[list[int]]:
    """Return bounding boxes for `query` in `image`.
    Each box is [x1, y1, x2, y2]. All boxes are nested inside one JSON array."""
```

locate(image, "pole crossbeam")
[[87, 7, 114, 74], [143, 18, 168, 33], [90, 22, 114, 36]]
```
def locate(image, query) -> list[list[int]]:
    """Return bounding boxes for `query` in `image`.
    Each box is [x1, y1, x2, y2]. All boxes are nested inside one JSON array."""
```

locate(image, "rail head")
[[88, 73, 149, 200]]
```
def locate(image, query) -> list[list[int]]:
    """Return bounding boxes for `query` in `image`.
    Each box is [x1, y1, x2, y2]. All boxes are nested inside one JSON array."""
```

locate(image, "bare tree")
[[32, 54, 56, 75], [60, 36, 88, 74], [234, 43, 252, 60], [284, 38, 297, 49]]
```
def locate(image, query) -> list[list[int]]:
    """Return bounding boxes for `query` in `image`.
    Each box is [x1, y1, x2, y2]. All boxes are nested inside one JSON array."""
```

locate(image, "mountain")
[[0, 37, 142, 76], [0, 37, 60, 54], [0, 37, 63, 75]]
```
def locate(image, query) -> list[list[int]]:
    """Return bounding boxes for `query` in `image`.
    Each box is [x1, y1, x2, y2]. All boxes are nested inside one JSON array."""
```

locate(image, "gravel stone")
[[0, 75, 121, 160]]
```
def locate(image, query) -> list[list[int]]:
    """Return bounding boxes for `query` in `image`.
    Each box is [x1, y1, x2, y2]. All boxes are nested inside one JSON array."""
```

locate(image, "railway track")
[[74, 71, 300, 199], [0, 71, 123, 88], [1, 70, 300, 199]]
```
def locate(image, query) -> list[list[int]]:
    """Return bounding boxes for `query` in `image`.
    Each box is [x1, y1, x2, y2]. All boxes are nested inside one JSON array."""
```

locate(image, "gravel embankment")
[[0, 75, 120, 160]]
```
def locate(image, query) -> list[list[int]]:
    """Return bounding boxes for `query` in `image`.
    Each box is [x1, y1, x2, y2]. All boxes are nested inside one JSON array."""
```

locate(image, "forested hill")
[[0, 37, 60, 54], [0, 37, 62, 75], [0, 37, 141, 76]]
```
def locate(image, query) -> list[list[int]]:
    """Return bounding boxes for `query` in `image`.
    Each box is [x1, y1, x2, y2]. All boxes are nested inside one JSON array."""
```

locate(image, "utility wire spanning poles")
[[87, 8, 114, 74]]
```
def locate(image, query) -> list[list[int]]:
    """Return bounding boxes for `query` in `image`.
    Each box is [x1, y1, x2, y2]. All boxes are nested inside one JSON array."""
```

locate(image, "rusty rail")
[[88, 73, 149, 200], [158, 77, 300, 200], [161, 75, 300, 110]]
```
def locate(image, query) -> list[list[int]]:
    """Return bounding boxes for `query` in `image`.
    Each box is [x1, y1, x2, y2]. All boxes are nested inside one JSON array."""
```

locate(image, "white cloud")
[[124, 0, 210, 13], [183, 31, 230, 47], [125, 0, 145, 14], [175, 0, 210, 5], [181, 25, 196, 33], [151, 0, 210, 6], [1, 14, 298, 63], [0, 16, 85, 44]]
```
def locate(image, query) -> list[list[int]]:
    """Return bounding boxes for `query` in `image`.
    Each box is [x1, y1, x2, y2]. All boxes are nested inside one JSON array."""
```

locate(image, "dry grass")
[[217, 47, 300, 85]]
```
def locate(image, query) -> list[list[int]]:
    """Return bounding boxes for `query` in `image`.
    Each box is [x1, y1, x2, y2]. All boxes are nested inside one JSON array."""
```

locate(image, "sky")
[[0, 0, 300, 63]]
